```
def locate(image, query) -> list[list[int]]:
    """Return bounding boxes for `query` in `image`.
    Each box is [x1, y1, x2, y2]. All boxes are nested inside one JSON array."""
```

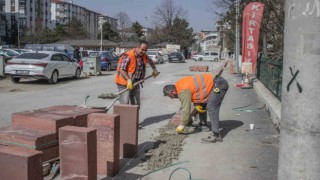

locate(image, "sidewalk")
[[125, 61, 280, 180]]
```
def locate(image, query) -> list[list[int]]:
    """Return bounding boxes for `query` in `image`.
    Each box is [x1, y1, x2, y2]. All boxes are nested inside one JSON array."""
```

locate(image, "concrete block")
[[59, 126, 97, 180], [12, 109, 74, 134], [88, 113, 120, 177], [113, 104, 139, 158], [38, 105, 104, 127], [0, 145, 42, 180], [170, 110, 182, 127], [198, 66, 209, 72], [0, 126, 57, 150], [189, 65, 198, 71]]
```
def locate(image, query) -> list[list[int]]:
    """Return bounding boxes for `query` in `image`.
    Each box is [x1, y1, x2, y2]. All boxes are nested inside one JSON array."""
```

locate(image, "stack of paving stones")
[[189, 65, 209, 72], [0, 105, 104, 179], [0, 104, 141, 179]]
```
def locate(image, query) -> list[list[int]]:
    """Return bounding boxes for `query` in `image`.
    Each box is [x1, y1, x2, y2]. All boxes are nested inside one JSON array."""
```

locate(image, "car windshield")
[[1, 49, 19, 56], [15, 53, 49, 59], [170, 52, 180, 56]]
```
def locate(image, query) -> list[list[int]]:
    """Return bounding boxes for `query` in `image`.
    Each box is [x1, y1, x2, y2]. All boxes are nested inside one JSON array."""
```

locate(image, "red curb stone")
[[88, 113, 120, 177], [0, 145, 42, 180], [0, 126, 57, 150], [59, 126, 97, 180], [113, 104, 139, 158]]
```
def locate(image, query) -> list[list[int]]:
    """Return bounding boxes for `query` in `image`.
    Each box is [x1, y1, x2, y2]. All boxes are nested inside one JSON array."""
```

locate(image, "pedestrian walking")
[[163, 73, 228, 142], [115, 41, 160, 106], [73, 47, 81, 63]]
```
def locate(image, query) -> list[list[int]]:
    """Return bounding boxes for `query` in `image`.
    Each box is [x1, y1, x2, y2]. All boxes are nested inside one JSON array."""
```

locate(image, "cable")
[[138, 161, 189, 180], [232, 103, 266, 112]]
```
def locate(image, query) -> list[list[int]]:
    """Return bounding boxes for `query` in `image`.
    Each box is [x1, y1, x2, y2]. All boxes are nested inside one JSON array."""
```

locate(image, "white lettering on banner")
[[247, 43, 254, 49], [249, 20, 257, 26], [251, 12, 256, 19], [247, 36, 254, 42], [252, 4, 259, 11], [249, 28, 255, 34]]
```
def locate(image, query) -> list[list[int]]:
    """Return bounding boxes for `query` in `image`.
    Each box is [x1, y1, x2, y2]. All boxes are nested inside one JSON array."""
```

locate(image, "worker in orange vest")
[[163, 74, 228, 143], [115, 41, 160, 105]]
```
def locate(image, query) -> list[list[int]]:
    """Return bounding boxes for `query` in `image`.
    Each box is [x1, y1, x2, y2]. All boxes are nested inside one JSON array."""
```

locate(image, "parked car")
[[147, 51, 164, 64], [5, 51, 81, 84], [24, 44, 75, 57], [11, 49, 34, 55], [100, 51, 119, 71], [192, 51, 220, 61], [168, 52, 185, 63]]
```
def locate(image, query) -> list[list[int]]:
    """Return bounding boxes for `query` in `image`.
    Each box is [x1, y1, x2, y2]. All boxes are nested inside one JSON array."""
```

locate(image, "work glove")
[[195, 105, 206, 113], [152, 69, 160, 78], [127, 79, 133, 90], [213, 87, 220, 93]]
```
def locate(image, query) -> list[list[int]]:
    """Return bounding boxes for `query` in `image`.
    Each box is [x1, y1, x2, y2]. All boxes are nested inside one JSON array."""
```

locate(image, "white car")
[[192, 51, 220, 61], [5, 51, 81, 84], [147, 51, 164, 64]]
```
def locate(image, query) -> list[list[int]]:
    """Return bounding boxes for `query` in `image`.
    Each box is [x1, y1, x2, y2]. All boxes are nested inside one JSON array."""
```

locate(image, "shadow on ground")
[[219, 119, 243, 138], [139, 113, 175, 128]]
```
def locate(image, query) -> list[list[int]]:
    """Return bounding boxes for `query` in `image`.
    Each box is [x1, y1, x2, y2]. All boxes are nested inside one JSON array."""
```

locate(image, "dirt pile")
[[144, 124, 186, 171]]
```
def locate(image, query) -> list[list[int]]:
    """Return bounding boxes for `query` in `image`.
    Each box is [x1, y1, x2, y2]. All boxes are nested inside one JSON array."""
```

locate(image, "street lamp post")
[[235, 0, 240, 73], [99, 16, 105, 52]]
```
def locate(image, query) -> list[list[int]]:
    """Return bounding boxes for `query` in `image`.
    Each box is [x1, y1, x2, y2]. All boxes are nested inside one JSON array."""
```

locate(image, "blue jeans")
[[117, 84, 141, 105], [206, 76, 228, 134]]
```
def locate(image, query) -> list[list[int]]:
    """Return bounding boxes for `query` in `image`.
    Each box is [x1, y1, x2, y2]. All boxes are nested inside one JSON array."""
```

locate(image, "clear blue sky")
[[73, 0, 216, 32]]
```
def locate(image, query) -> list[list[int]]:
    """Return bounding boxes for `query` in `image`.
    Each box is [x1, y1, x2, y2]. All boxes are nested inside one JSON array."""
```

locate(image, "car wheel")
[[106, 64, 111, 71], [74, 68, 81, 79], [198, 57, 202, 61], [214, 58, 218, 62], [11, 77, 20, 83], [48, 70, 58, 84]]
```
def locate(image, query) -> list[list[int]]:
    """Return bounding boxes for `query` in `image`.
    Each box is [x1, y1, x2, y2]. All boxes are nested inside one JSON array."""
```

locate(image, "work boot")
[[201, 133, 223, 143], [176, 125, 195, 134]]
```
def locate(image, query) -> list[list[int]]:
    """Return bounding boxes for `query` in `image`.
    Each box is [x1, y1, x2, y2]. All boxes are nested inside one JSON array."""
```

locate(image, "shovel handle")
[[117, 74, 155, 96]]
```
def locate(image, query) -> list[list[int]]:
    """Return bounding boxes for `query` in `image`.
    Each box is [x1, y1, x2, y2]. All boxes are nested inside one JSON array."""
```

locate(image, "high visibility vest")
[[115, 49, 148, 86], [175, 74, 214, 103]]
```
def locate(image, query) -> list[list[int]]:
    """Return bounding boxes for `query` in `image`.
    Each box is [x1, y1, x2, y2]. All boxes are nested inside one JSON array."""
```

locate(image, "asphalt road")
[[0, 59, 223, 127]]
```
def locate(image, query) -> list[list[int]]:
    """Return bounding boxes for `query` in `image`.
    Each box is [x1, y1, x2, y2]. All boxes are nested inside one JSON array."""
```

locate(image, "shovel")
[[81, 74, 156, 112]]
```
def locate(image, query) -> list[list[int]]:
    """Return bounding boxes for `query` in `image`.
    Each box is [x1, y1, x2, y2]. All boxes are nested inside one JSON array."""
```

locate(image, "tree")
[[152, 0, 187, 28], [114, 11, 132, 29], [98, 22, 120, 41], [170, 18, 194, 50], [66, 17, 88, 39], [130, 21, 144, 41]]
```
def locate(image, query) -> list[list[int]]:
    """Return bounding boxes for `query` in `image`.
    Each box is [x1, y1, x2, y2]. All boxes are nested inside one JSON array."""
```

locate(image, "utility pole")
[[99, 16, 105, 52], [36, 0, 41, 33], [278, 0, 320, 179], [235, 0, 240, 73]]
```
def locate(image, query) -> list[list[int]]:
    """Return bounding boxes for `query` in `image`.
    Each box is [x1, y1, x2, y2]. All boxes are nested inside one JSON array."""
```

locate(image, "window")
[[210, 52, 218, 56], [61, 54, 71, 62], [204, 52, 209, 56], [51, 54, 63, 61]]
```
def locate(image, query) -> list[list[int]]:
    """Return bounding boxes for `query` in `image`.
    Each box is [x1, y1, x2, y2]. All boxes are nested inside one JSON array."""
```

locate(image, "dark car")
[[100, 51, 119, 71], [168, 52, 185, 63]]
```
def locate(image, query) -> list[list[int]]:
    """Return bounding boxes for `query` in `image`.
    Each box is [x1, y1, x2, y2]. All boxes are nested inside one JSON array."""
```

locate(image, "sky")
[[73, 0, 216, 32]]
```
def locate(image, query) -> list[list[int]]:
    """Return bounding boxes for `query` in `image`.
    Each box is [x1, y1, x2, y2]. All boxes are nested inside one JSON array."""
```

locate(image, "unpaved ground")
[[141, 123, 186, 171]]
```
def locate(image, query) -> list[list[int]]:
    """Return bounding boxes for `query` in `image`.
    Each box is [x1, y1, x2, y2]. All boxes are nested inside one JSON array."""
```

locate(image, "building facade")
[[1, 0, 117, 45], [51, 0, 117, 39]]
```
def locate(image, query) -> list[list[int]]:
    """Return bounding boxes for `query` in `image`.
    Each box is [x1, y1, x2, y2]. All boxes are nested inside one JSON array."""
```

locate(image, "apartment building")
[[0, 0, 5, 44], [51, 0, 117, 39], [5, 0, 51, 34]]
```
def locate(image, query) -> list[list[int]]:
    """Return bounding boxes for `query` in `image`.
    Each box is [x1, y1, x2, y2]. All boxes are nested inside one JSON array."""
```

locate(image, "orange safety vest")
[[175, 74, 214, 103], [115, 49, 148, 86]]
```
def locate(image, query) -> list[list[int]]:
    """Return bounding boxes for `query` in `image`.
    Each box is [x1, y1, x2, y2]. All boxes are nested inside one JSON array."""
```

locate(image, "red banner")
[[241, 2, 264, 74]]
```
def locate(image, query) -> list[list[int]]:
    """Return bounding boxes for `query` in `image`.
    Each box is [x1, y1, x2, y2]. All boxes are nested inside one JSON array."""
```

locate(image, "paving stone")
[[0, 126, 57, 150], [113, 104, 139, 158], [88, 113, 120, 177], [0, 145, 42, 180], [59, 126, 97, 180]]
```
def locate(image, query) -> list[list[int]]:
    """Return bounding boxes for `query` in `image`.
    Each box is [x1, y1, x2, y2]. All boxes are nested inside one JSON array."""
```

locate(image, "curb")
[[253, 80, 281, 131]]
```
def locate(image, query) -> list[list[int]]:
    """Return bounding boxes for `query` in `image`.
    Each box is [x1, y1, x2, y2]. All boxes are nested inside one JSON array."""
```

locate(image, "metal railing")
[[257, 54, 283, 100]]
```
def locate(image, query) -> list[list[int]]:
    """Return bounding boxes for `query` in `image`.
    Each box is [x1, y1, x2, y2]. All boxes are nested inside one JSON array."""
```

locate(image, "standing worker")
[[163, 73, 228, 142], [115, 41, 160, 105]]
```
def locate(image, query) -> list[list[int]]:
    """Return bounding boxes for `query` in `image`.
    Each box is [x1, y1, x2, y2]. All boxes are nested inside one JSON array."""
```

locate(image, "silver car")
[[147, 51, 164, 64], [5, 51, 81, 84]]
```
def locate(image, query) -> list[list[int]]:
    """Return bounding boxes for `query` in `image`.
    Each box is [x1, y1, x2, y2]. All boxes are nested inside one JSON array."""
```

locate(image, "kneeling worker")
[[163, 73, 228, 143]]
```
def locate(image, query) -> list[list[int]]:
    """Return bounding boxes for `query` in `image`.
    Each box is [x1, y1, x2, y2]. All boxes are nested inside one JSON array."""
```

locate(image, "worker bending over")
[[163, 73, 228, 143]]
